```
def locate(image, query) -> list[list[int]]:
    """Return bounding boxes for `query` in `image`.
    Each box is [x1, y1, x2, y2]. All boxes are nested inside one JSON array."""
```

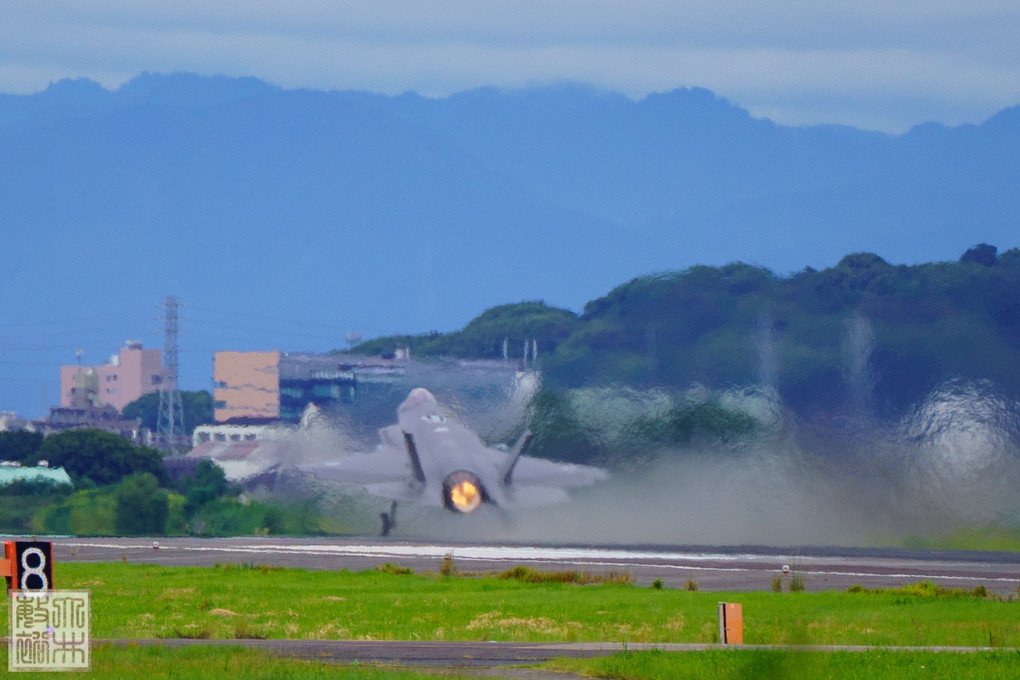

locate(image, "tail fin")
[[501, 429, 532, 486]]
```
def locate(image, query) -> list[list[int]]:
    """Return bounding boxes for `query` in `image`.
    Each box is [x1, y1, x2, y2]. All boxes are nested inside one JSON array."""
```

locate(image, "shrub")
[[114, 473, 169, 535], [497, 566, 633, 585], [439, 554, 457, 577], [180, 460, 229, 512], [376, 563, 413, 576], [40, 489, 118, 535], [846, 581, 977, 599], [233, 617, 266, 640], [0, 430, 43, 463], [33, 429, 168, 487]]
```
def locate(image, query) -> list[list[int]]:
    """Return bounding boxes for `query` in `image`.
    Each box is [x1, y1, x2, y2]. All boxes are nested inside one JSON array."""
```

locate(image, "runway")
[[49, 536, 1020, 595], [88, 639, 1017, 666]]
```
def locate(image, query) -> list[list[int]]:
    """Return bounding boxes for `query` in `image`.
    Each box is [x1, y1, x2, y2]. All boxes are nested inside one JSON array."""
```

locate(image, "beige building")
[[213, 351, 281, 422]]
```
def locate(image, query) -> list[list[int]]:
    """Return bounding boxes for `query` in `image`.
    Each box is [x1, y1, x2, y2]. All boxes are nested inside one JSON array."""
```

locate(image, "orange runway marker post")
[[717, 602, 743, 645]]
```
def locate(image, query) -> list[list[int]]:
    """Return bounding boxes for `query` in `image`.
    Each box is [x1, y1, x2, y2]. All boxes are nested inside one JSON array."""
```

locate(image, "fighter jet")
[[301, 387, 606, 533]]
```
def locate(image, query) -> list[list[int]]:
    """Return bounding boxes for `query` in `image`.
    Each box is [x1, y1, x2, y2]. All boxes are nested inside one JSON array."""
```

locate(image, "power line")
[[0, 309, 152, 329], [187, 305, 353, 332]]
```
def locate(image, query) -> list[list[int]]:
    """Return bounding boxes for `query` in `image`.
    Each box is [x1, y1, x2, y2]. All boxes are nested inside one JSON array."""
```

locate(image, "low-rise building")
[[60, 340, 163, 412]]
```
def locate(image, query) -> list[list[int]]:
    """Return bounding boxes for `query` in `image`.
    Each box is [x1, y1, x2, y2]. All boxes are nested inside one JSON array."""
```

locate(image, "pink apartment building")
[[60, 340, 164, 412]]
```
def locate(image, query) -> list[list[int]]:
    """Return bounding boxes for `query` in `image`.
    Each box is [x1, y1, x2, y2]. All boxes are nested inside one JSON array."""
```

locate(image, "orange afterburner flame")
[[450, 480, 480, 511], [443, 471, 484, 513]]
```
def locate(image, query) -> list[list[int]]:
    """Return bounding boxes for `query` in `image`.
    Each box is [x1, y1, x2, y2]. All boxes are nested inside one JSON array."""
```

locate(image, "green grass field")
[[2, 562, 1017, 645], [2, 561, 1018, 679]]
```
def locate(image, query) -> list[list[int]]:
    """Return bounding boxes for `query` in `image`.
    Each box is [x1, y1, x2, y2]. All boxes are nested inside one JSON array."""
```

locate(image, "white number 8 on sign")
[[20, 547, 48, 590]]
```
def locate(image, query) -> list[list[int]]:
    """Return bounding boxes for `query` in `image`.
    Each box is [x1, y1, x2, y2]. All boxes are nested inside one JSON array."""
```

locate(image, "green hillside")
[[354, 245, 1020, 417]]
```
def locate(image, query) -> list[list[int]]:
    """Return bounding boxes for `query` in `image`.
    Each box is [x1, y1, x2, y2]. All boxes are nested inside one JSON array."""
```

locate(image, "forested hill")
[[353, 245, 1020, 416]]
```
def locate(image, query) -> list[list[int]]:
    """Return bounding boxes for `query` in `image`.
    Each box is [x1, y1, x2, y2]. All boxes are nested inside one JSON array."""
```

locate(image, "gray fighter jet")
[[301, 387, 606, 533]]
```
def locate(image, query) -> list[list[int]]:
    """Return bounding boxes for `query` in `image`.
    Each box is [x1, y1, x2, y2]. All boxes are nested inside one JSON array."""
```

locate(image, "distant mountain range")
[[1, 72, 1018, 415]]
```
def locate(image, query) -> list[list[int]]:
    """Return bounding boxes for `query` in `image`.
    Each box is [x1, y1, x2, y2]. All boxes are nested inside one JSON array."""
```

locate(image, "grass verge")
[[0, 562, 1016, 646]]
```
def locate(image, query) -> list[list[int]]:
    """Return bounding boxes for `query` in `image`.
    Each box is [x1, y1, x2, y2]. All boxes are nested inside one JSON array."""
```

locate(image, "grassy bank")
[[1, 562, 1017, 646]]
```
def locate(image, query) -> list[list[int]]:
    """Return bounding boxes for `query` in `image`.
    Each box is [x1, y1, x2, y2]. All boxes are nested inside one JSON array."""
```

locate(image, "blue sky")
[[1, 0, 1018, 132], [2, 1, 1019, 420]]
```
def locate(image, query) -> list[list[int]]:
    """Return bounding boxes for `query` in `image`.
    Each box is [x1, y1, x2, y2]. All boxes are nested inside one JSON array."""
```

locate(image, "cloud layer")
[[2, 1, 1019, 131]]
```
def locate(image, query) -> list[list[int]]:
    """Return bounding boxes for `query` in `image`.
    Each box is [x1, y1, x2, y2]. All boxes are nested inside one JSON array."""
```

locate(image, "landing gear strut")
[[379, 501, 397, 536]]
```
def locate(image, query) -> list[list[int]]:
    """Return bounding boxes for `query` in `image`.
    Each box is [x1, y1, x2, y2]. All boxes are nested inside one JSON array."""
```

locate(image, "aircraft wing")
[[504, 485, 572, 507], [298, 446, 411, 485], [509, 455, 607, 488], [365, 481, 431, 504]]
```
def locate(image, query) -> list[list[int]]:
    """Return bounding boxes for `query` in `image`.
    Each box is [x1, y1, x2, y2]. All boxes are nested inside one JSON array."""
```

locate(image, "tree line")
[[0, 429, 320, 536]]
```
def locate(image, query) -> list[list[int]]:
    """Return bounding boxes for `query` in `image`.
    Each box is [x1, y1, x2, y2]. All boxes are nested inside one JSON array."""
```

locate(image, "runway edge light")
[[717, 602, 743, 645]]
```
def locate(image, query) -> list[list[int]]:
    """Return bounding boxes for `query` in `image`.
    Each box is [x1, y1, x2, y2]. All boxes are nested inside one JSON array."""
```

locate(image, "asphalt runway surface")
[[49, 536, 1020, 595], [91, 639, 1014, 666]]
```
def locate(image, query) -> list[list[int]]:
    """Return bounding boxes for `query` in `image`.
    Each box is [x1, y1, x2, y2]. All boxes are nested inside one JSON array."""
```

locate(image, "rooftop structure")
[[0, 463, 73, 488], [0, 412, 32, 432], [37, 403, 155, 447]]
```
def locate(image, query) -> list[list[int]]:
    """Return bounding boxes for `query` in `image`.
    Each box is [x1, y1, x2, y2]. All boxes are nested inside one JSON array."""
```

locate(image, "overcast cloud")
[[1, 1, 1019, 130]]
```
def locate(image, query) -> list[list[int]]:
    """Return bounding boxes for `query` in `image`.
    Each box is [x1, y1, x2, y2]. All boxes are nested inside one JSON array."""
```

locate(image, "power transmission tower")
[[157, 296, 185, 451]]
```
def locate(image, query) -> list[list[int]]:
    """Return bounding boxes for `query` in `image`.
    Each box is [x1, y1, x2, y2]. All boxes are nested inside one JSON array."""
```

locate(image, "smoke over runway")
[[250, 372, 1020, 548]]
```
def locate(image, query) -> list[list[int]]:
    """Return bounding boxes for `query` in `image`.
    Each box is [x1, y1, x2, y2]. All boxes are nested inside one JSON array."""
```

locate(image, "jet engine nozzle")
[[442, 470, 484, 513]]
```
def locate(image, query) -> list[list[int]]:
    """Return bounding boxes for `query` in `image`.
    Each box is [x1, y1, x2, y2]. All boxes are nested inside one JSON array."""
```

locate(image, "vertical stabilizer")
[[501, 429, 533, 486], [402, 432, 427, 484]]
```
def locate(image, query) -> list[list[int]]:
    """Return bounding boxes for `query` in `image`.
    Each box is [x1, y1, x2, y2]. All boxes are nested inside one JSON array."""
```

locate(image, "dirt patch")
[[157, 587, 198, 601], [466, 611, 582, 636]]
